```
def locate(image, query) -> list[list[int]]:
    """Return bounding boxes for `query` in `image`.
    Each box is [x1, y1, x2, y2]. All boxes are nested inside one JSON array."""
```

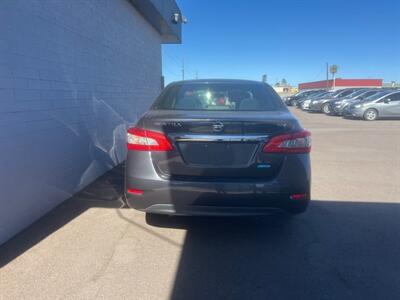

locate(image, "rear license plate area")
[[177, 142, 258, 167]]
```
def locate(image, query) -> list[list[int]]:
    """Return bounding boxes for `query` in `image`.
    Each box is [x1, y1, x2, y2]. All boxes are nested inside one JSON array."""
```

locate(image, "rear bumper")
[[125, 179, 309, 215], [125, 153, 311, 215], [139, 204, 284, 216]]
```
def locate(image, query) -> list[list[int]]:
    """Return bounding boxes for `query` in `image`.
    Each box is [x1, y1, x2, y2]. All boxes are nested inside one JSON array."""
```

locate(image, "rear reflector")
[[290, 193, 307, 200], [127, 127, 173, 151], [263, 130, 311, 154], [127, 188, 144, 195]]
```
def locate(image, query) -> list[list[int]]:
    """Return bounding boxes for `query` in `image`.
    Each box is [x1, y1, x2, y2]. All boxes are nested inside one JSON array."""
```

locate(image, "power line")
[[311, 64, 326, 81], [163, 50, 198, 80], [163, 51, 182, 67], [163, 64, 181, 78]]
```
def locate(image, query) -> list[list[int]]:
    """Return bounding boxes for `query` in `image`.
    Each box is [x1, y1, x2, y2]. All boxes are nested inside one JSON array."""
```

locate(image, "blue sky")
[[162, 0, 400, 86]]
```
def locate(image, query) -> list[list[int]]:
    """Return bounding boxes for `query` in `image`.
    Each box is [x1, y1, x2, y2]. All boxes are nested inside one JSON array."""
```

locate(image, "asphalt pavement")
[[1, 108, 399, 300]]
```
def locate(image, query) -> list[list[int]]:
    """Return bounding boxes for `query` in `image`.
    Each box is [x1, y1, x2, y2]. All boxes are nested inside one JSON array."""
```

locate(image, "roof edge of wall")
[[128, 0, 182, 44]]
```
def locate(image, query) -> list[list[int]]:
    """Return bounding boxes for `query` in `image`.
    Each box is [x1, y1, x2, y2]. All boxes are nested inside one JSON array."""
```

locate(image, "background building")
[[273, 85, 298, 95], [272, 79, 298, 96], [0, 0, 182, 244], [382, 81, 400, 88], [299, 79, 383, 90]]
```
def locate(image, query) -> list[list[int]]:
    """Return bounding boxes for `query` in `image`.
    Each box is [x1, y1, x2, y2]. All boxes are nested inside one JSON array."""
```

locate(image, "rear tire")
[[363, 108, 378, 121]]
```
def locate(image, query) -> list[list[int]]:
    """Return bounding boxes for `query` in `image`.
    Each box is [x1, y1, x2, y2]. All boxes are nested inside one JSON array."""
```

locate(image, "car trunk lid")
[[143, 110, 297, 180]]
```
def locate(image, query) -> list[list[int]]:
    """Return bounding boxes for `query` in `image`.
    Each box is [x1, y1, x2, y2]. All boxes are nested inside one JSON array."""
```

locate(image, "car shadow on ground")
[[0, 164, 126, 268], [2, 165, 400, 299], [342, 116, 400, 121], [146, 200, 400, 300]]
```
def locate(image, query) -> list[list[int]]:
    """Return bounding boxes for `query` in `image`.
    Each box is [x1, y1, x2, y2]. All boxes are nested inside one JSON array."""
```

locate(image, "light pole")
[[262, 74, 267, 83], [181, 58, 185, 81]]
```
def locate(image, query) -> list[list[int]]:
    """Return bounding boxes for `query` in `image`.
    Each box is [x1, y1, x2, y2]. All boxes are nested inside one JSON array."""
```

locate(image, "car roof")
[[168, 79, 265, 85]]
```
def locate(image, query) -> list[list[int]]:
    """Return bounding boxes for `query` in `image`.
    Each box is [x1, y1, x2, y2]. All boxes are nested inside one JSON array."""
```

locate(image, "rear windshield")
[[152, 83, 284, 111]]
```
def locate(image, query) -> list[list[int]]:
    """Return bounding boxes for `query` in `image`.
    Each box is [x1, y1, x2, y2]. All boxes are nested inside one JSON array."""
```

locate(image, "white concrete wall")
[[0, 0, 162, 244]]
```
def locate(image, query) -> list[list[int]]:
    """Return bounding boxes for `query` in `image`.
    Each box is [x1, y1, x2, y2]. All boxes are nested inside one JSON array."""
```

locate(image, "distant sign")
[[330, 65, 338, 74]]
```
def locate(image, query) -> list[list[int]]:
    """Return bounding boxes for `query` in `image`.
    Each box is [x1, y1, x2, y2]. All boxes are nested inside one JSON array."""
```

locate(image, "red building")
[[299, 78, 382, 90]]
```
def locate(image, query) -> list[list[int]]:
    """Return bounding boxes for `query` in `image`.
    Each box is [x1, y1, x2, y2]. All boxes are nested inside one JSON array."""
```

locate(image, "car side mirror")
[[384, 98, 391, 104]]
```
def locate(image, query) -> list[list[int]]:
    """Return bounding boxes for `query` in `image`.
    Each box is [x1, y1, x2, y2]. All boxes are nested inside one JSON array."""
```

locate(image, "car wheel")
[[290, 100, 297, 106], [322, 103, 330, 114], [363, 108, 378, 121]]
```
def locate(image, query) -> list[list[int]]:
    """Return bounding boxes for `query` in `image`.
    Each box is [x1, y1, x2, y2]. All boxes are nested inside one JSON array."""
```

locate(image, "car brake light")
[[127, 127, 173, 151], [263, 130, 311, 153], [290, 193, 307, 200], [127, 188, 144, 195]]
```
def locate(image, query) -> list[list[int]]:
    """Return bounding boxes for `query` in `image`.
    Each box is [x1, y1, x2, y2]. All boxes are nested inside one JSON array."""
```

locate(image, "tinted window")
[[336, 90, 354, 97], [153, 83, 283, 111], [311, 91, 330, 98], [386, 92, 400, 102], [358, 90, 378, 99], [331, 90, 344, 97], [363, 91, 391, 101], [344, 89, 367, 98]]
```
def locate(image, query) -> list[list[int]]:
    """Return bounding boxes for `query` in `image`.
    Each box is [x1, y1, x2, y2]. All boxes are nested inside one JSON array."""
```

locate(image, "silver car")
[[329, 89, 381, 116], [344, 90, 400, 120], [308, 89, 357, 113], [300, 91, 333, 110]]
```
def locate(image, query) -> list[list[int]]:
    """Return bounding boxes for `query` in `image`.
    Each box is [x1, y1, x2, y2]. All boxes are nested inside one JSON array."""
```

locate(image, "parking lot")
[[1, 108, 399, 300]]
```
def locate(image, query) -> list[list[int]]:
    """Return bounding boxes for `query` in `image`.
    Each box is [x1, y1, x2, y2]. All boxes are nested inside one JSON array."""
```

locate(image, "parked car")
[[328, 89, 381, 116], [298, 91, 337, 110], [284, 89, 323, 106], [299, 91, 333, 110], [297, 91, 331, 109], [343, 90, 400, 120], [125, 79, 311, 216], [308, 88, 358, 113]]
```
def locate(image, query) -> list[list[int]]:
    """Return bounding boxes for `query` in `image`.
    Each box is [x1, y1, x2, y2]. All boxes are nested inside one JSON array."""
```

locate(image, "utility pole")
[[262, 74, 267, 83], [326, 62, 329, 90], [181, 58, 185, 81]]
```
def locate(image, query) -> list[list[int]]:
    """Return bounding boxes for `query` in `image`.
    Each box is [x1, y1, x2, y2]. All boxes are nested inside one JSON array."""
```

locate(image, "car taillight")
[[127, 127, 173, 151], [127, 188, 144, 195], [263, 130, 311, 153], [290, 193, 307, 200]]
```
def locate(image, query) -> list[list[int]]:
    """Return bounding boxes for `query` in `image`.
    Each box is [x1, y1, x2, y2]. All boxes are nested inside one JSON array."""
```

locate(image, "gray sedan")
[[125, 79, 311, 216], [308, 89, 357, 113], [344, 90, 400, 120], [329, 89, 381, 116]]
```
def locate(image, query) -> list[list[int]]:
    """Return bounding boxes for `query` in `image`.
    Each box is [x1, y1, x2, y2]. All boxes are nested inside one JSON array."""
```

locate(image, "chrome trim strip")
[[174, 134, 269, 142]]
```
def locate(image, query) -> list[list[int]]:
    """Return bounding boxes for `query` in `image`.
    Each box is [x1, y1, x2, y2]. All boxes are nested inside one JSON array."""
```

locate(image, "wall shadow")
[[0, 164, 126, 268], [147, 200, 400, 300]]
